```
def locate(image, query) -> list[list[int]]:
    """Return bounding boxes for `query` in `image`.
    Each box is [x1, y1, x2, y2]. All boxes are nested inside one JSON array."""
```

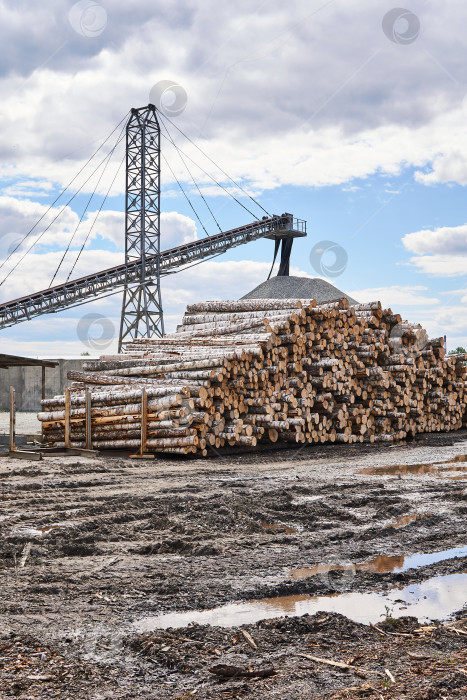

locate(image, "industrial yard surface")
[[1, 433, 467, 698], [0, 412, 42, 436]]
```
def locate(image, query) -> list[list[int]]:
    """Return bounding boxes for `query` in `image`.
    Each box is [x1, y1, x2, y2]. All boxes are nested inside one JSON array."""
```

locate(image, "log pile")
[[38, 297, 467, 455]]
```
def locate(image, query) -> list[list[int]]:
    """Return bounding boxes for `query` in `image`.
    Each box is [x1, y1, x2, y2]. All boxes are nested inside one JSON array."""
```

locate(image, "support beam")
[[278, 238, 293, 276], [119, 104, 164, 351], [9, 386, 15, 452], [64, 388, 71, 449], [42, 365, 46, 401], [85, 389, 92, 450], [0, 215, 306, 331]]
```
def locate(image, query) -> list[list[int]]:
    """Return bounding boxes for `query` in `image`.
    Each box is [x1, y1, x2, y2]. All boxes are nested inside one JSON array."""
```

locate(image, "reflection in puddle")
[[260, 523, 297, 535], [290, 545, 467, 580], [290, 564, 353, 580], [360, 454, 467, 478], [361, 463, 437, 476], [134, 572, 467, 631], [362, 554, 405, 573], [290, 555, 405, 580]]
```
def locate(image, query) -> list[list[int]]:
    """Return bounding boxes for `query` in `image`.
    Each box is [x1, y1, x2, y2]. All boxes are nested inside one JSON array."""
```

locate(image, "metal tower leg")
[[277, 238, 293, 276], [118, 104, 164, 352]]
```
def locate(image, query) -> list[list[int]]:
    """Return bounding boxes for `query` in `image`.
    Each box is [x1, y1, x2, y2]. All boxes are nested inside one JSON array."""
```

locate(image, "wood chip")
[[336, 684, 373, 694], [19, 542, 31, 568], [209, 664, 276, 678], [413, 625, 437, 634], [370, 623, 413, 638], [385, 669, 396, 683], [445, 625, 467, 636], [297, 653, 383, 677], [298, 653, 350, 670], [241, 630, 258, 650], [407, 652, 432, 660]]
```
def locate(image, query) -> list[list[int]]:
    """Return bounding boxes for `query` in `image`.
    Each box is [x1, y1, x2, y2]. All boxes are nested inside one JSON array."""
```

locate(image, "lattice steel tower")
[[118, 104, 164, 351]]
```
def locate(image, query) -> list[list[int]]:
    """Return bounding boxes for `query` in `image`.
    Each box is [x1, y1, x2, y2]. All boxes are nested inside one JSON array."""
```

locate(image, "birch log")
[[39, 297, 467, 454]]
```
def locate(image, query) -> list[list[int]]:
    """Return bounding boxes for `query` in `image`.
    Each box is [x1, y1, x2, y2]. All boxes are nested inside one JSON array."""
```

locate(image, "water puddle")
[[134, 572, 467, 631], [289, 544, 467, 580], [360, 454, 467, 478], [399, 545, 467, 570], [260, 523, 297, 535]]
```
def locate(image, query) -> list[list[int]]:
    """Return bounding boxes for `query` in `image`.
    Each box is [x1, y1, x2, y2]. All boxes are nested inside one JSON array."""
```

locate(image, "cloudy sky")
[[1, 0, 467, 356]]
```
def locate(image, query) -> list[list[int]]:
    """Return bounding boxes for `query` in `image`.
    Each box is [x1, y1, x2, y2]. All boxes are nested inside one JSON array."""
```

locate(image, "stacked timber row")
[[38, 297, 467, 455]]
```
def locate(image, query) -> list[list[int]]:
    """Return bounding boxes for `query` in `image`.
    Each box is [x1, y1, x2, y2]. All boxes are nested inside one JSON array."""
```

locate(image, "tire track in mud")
[[1, 434, 467, 697]]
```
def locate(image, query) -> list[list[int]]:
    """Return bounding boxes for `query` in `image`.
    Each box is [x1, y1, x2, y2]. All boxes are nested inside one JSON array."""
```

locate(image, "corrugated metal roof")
[[0, 353, 58, 369]]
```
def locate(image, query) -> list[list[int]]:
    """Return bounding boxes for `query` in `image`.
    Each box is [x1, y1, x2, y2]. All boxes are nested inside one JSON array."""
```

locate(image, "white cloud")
[[2, 2, 467, 193], [2, 179, 54, 198], [405, 255, 467, 277], [347, 285, 440, 308], [161, 211, 197, 246], [414, 305, 467, 345], [0, 305, 121, 357], [439, 289, 467, 297], [161, 258, 297, 308], [402, 224, 467, 256], [400, 223, 467, 277], [0, 196, 78, 256]]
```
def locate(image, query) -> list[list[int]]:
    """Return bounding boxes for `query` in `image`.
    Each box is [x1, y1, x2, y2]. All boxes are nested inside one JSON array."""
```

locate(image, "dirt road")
[[1, 432, 467, 698]]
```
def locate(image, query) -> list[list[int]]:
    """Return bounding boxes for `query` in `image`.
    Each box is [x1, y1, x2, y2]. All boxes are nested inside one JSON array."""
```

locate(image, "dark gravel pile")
[[241, 276, 359, 304]]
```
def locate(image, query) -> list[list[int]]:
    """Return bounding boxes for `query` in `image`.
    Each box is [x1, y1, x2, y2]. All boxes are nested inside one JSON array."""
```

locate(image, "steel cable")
[[0, 112, 129, 272]]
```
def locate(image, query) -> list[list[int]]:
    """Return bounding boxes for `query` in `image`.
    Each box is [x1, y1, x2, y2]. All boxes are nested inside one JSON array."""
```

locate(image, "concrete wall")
[[0, 359, 87, 411]]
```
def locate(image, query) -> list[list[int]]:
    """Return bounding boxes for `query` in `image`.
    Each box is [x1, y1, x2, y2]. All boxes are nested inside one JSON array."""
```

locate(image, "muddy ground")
[[1, 431, 467, 698]]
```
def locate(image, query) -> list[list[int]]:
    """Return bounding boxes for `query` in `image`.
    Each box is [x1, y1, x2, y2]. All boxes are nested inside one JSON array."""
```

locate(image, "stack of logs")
[[38, 297, 467, 455]]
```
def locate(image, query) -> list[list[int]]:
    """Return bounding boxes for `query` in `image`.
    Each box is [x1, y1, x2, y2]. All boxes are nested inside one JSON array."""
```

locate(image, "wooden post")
[[41, 365, 46, 402], [64, 387, 71, 449], [85, 389, 92, 450], [9, 386, 15, 452], [140, 388, 147, 456]]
